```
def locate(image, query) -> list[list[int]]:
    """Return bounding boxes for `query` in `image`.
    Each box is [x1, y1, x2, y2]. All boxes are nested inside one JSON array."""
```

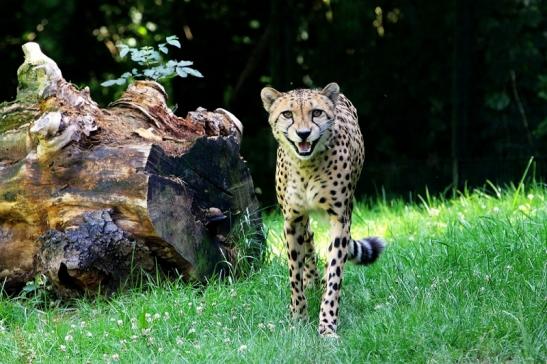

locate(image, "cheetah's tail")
[[348, 237, 386, 265]]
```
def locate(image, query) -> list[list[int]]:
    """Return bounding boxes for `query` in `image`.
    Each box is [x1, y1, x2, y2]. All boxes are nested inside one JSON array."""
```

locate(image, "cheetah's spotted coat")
[[261, 83, 385, 336]]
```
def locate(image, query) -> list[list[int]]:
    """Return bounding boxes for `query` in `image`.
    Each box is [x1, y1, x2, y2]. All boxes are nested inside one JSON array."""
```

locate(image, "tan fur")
[[261, 83, 384, 336]]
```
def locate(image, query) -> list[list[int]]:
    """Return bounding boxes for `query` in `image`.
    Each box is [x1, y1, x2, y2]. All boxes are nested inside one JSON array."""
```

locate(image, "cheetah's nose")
[[296, 129, 311, 140]]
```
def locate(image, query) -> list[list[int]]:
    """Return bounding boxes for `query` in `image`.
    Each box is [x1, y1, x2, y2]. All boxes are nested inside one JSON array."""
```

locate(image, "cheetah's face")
[[261, 83, 339, 159]]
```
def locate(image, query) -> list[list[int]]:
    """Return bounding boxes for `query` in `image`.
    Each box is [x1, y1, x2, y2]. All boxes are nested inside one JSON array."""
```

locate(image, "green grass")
[[1, 183, 546, 363]]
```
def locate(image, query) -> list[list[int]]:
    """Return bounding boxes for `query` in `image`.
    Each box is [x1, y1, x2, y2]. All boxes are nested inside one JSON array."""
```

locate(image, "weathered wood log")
[[0, 42, 264, 296]]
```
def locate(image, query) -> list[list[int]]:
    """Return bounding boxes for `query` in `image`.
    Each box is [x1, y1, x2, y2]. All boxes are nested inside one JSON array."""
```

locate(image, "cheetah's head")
[[260, 83, 339, 160]]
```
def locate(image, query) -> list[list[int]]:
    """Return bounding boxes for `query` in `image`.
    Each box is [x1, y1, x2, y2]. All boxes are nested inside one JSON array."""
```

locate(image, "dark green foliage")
[[0, 0, 545, 202]]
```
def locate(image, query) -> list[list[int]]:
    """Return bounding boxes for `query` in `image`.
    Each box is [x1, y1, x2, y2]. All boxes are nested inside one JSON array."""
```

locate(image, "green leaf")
[[22, 282, 37, 293], [182, 67, 204, 78], [176, 67, 188, 78], [485, 92, 510, 111], [131, 50, 144, 63], [177, 60, 193, 67], [166, 60, 178, 68], [158, 43, 169, 54], [144, 69, 156, 78], [101, 79, 120, 87], [118, 44, 130, 58], [533, 116, 547, 137], [166, 35, 181, 48]]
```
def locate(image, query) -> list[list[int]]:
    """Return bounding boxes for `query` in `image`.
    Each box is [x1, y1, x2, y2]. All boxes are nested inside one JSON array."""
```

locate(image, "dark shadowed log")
[[0, 42, 264, 296]]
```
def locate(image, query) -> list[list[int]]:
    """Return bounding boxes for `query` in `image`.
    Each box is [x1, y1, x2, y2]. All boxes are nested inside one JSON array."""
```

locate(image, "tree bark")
[[0, 42, 264, 296]]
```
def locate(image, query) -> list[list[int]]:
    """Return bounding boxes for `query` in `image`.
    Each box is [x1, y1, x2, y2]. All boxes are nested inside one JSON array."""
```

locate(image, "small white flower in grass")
[[111, 353, 120, 361], [70, 324, 76, 329], [258, 323, 265, 329], [527, 194, 534, 200], [473, 270, 480, 277], [223, 337, 231, 343], [188, 327, 196, 334], [142, 328, 151, 336], [492, 207, 500, 213], [163, 312, 170, 320], [267, 323, 275, 332], [117, 319, 123, 326], [196, 305, 204, 314], [193, 343, 201, 349], [60, 344, 67, 352], [428, 208, 440, 217], [153, 313, 161, 321], [158, 347, 164, 353], [86, 331, 93, 337], [64, 334, 73, 342], [80, 321, 86, 328], [130, 335, 139, 341], [145, 313, 153, 323], [238, 344, 248, 353], [176, 336, 184, 346]]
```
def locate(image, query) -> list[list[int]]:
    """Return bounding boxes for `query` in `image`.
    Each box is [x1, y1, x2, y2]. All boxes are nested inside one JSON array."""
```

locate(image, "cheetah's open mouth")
[[290, 139, 318, 157], [298, 141, 312, 154]]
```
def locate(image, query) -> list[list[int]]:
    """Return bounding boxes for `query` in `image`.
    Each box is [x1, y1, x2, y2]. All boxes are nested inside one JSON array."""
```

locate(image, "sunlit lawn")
[[1, 183, 546, 363]]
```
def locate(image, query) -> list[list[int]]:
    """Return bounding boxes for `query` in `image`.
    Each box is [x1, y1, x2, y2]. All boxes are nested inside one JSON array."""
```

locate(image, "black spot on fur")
[[290, 249, 298, 260]]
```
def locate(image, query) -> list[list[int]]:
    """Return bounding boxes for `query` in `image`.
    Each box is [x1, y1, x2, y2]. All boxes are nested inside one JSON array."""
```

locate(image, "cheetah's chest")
[[281, 159, 338, 212]]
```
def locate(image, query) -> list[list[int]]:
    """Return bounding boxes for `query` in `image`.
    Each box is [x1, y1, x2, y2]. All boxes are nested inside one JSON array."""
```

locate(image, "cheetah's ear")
[[260, 87, 282, 112], [321, 82, 340, 104]]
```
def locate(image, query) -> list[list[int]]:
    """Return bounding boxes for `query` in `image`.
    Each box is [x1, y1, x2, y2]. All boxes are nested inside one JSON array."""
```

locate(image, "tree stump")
[[0, 42, 265, 296]]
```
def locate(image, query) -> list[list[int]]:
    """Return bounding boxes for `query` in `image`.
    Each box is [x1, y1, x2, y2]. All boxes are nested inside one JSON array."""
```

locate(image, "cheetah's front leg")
[[302, 221, 320, 289], [318, 216, 350, 336], [284, 216, 309, 319]]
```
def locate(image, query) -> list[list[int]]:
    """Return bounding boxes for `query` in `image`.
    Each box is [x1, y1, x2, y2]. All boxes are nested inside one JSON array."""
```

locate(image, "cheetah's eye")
[[282, 111, 293, 119], [312, 109, 324, 118]]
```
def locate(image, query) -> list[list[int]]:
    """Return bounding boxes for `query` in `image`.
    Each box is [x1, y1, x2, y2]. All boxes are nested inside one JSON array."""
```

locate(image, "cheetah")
[[260, 82, 385, 337]]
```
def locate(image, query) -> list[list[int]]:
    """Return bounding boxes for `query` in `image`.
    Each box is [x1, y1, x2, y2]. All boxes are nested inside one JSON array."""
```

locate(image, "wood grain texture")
[[0, 42, 264, 296]]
